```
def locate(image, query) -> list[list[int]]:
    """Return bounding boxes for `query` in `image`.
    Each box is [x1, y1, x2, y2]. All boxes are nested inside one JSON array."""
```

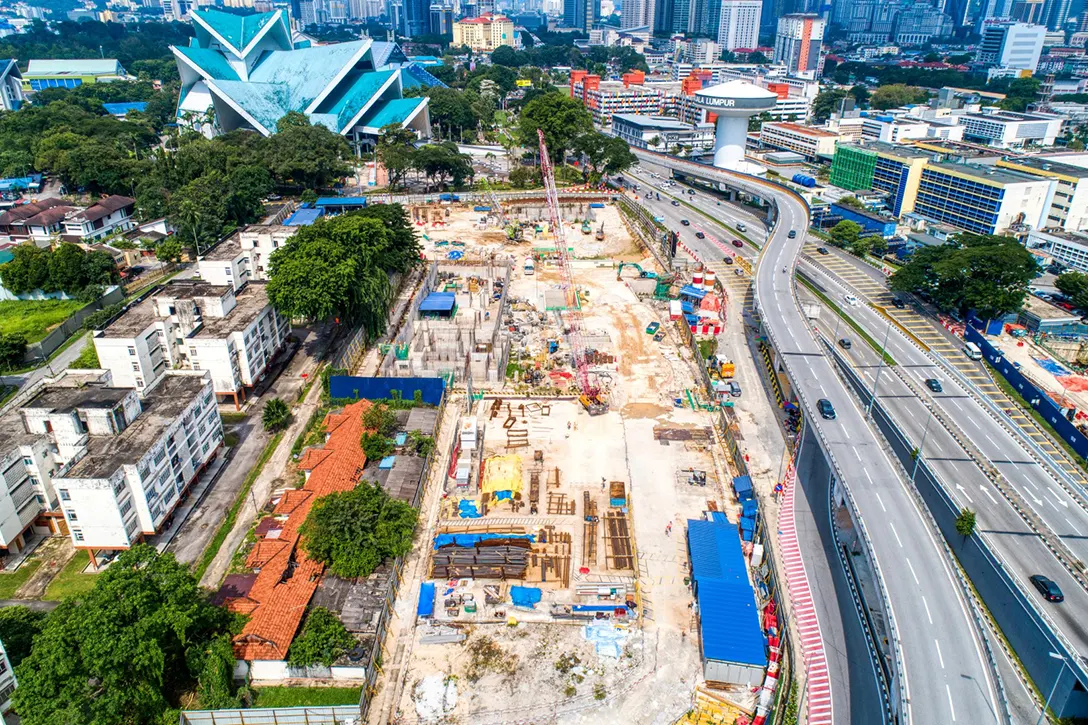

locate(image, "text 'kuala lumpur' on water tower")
[[693, 80, 778, 175]]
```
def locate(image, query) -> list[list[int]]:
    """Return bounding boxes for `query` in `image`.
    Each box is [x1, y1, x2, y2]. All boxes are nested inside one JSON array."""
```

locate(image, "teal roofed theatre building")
[[171, 9, 441, 152]]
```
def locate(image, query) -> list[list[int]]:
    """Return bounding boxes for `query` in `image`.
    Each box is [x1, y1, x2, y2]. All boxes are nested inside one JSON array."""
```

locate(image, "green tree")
[[849, 84, 870, 106], [509, 164, 542, 188], [0, 606, 46, 667], [517, 91, 593, 163], [265, 112, 352, 188], [850, 235, 873, 257], [362, 403, 398, 436], [0, 333, 27, 371], [287, 608, 356, 668], [299, 483, 418, 579], [870, 84, 929, 110], [377, 125, 418, 191], [301, 189, 318, 204], [262, 397, 291, 432], [828, 220, 862, 249], [810, 88, 848, 122], [747, 51, 770, 64], [954, 508, 977, 541], [168, 172, 229, 255], [837, 195, 865, 210], [748, 111, 773, 132], [155, 238, 183, 264], [1057, 271, 1088, 311], [11, 545, 236, 725], [999, 77, 1042, 113], [226, 165, 274, 223], [890, 234, 1038, 319], [490, 45, 525, 67], [413, 142, 475, 188]]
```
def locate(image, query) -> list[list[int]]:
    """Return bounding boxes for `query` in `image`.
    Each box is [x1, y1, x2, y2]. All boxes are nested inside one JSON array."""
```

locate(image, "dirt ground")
[[990, 332, 1088, 413], [380, 202, 764, 724]]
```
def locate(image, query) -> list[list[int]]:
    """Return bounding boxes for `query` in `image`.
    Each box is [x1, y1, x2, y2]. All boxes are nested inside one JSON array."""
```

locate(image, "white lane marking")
[[1024, 479, 1040, 492], [980, 486, 998, 505], [907, 407, 916, 419], [906, 558, 920, 585], [922, 596, 933, 624], [890, 523, 903, 548], [935, 640, 945, 669], [843, 428, 851, 440], [1046, 497, 1060, 512], [854, 448, 861, 461], [865, 470, 875, 486], [985, 434, 997, 447], [1066, 517, 1084, 536], [947, 684, 957, 722]]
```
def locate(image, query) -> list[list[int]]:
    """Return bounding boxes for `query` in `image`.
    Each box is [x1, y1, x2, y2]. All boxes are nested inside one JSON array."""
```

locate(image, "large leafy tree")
[[287, 608, 356, 667], [267, 205, 421, 334], [517, 91, 593, 162], [810, 88, 848, 122], [11, 545, 237, 725], [167, 171, 230, 255], [890, 233, 1038, 320], [300, 482, 418, 579], [376, 125, 418, 191], [413, 142, 474, 188], [870, 84, 930, 110], [265, 112, 353, 188], [1056, 271, 1088, 311], [0, 606, 47, 667], [0, 243, 118, 296]]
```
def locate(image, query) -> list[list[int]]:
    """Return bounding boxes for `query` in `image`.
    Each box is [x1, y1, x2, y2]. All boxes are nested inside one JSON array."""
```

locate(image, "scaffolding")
[[829, 145, 878, 191]]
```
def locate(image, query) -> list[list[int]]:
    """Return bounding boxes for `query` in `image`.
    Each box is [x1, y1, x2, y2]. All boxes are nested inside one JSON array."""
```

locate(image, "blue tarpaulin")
[[379, 455, 396, 469], [418, 582, 435, 618], [102, 101, 148, 115], [583, 623, 627, 657], [0, 174, 41, 192], [285, 208, 324, 226], [395, 432, 408, 445], [732, 476, 753, 501], [572, 604, 632, 612], [315, 196, 368, 210], [432, 532, 536, 549], [456, 500, 481, 519], [328, 375, 445, 406], [681, 300, 695, 314], [494, 490, 513, 500], [679, 284, 707, 300], [511, 586, 542, 609], [589, 202, 605, 208], [420, 292, 457, 313]]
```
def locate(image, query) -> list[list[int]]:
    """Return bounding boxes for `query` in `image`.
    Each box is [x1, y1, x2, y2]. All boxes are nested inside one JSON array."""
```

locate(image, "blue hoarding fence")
[[964, 325, 1088, 462], [328, 375, 445, 406]]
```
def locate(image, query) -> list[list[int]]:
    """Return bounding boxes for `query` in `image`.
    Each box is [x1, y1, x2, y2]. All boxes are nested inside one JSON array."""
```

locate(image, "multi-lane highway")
[[627, 151, 1003, 724]]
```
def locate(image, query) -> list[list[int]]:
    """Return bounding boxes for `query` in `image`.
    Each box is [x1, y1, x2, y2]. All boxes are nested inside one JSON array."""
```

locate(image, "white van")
[[524, 256, 535, 276], [963, 342, 982, 360]]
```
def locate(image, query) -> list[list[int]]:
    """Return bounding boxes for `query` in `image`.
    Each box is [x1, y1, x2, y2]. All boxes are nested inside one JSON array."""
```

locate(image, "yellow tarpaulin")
[[481, 454, 523, 496]]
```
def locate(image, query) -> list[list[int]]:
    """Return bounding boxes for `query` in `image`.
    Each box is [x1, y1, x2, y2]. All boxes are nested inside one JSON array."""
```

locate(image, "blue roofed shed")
[[687, 519, 767, 686], [419, 292, 457, 317], [102, 102, 148, 117], [315, 197, 368, 214], [418, 581, 435, 618], [284, 208, 324, 226]]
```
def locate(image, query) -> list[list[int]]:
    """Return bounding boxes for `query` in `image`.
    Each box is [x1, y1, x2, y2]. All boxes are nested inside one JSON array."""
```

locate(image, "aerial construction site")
[[368, 143, 790, 725]]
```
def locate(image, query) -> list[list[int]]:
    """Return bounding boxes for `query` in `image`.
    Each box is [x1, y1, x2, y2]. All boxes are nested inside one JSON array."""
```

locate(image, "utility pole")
[[866, 318, 893, 419], [910, 407, 933, 484]]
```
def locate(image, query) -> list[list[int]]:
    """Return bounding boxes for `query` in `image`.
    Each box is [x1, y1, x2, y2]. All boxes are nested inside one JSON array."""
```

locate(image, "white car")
[[843, 294, 859, 307]]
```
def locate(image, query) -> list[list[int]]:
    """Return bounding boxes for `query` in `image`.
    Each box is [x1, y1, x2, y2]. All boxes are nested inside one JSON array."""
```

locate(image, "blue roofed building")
[[172, 9, 442, 151], [0, 60, 24, 111]]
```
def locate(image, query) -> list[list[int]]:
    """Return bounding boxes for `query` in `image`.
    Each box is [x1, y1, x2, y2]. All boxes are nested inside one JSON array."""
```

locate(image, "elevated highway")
[[630, 149, 1003, 724]]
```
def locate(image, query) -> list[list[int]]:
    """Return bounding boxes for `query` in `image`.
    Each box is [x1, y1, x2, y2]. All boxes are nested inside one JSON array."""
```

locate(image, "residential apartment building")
[[774, 14, 825, 79], [861, 116, 932, 144], [45, 372, 222, 557], [0, 59, 24, 111], [978, 21, 1046, 72], [200, 224, 296, 283], [758, 122, 838, 160], [717, 0, 761, 51], [0, 640, 14, 713], [451, 14, 515, 50], [959, 111, 1064, 148], [677, 39, 722, 64], [93, 277, 290, 406], [570, 71, 672, 125], [611, 113, 716, 151], [996, 156, 1088, 231], [913, 162, 1055, 235]]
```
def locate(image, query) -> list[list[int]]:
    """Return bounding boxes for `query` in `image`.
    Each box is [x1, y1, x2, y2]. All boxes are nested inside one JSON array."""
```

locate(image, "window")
[[72, 529, 84, 542], [22, 457, 33, 467], [128, 346, 137, 356], [66, 510, 77, 522], [119, 498, 132, 517], [59, 488, 70, 501], [131, 362, 140, 371]]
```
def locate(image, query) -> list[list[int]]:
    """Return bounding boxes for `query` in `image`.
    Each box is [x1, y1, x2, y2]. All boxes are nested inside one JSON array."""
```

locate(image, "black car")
[[817, 399, 836, 420], [688, 189, 696, 195], [671, 200, 680, 206], [681, 219, 690, 226], [839, 338, 852, 349], [1030, 574, 1064, 602], [892, 298, 906, 309], [788, 230, 797, 239], [816, 247, 829, 255], [695, 232, 705, 239], [926, 378, 943, 393], [723, 256, 734, 265]]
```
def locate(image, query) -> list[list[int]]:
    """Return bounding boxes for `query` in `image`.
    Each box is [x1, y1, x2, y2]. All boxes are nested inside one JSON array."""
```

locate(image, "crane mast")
[[478, 175, 508, 228], [537, 130, 605, 413]]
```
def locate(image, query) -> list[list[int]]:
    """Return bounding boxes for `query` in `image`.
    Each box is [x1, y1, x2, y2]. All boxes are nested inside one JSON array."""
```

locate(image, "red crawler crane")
[[537, 129, 607, 415]]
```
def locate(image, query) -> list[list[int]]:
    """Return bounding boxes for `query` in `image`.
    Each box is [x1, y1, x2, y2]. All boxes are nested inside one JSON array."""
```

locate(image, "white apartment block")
[[862, 117, 931, 143], [677, 39, 721, 64], [717, 0, 761, 52], [0, 401, 67, 554], [960, 111, 1064, 148], [997, 156, 1088, 232], [1028, 228, 1088, 270], [199, 224, 295, 284], [44, 372, 222, 555], [93, 278, 290, 407], [0, 639, 15, 713], [759, 122, 839, 160], [978, 21, 1046, 72]]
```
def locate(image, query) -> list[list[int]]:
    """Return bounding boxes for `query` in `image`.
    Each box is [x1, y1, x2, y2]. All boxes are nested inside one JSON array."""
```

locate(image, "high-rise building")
[[774, 13, 825, 78], [452, 13, 516, 48], [894, 3, 952, 43], [672, 0, 693, 32], [978, 21, 1046, 72], [1011, 0, 1046, 22], [717, 0, 761, 49], [1042, 0, 1073, 30], [622, 0, 656, 31], [403, 0, 430, 35], [430, 2, 453, 33], [564, 0, 600, 29], [654, 0, 674, 31]]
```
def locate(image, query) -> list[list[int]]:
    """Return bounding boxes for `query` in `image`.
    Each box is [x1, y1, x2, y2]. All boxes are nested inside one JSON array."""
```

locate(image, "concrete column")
[[712, 114, 749, 170]]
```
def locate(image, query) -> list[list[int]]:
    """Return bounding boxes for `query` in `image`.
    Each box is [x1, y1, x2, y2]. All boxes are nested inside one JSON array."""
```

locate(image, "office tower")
[[717, 0, 761, 49], [429, 3, 453, 33], [1042, 0, 1073, 29], [944, 0, 973, 31], [478, 0, 496, 12], [655, 0, 674, 31], [774, 13, 826, 78], [978, 21, 1046, 70], [672, 0, 693, 31], [1011, 0, 1045, 21], [564, 0, 599, 29], [622, 0, 656, 30], [403, 0, 430, 35]]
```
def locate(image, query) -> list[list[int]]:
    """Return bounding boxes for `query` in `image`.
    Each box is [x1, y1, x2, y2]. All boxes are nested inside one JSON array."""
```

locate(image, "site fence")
[[179, 706, 362, 725], [23, 285, 125, 363]]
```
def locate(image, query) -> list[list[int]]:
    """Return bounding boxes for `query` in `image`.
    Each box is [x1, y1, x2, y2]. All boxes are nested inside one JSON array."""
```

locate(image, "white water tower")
[[693, 80, 778, 174]]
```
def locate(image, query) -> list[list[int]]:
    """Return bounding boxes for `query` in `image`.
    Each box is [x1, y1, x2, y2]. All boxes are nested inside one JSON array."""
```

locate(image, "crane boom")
[[537, 129, 603, 411], [478, 176, 508, 227]]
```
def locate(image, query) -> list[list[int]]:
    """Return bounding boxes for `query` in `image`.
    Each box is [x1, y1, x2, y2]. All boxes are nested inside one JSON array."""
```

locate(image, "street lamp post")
[[1037, 651, 1069, 725], [866, 318, 893, 419], [911, 407, 933, 484]]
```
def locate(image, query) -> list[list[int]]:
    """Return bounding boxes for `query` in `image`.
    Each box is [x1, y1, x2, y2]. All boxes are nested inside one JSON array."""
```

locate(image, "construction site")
[[367, 138, 788, 725]]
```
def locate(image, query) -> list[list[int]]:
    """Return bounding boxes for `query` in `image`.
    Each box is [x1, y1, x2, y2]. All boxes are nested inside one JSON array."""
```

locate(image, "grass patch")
[[0, 384, 17, 408], [43, 551, 98, 601], [0, 556, 43, 599], [0, 299, 85, 343], [223, 431, 240, 448], [983, 360, 1088, 475], [69, 341, 100, 370], [219, 411, 248, 425], [248, 686, 361, 709], [798, 275, 896, 366], [292, 406, 330, 457], [192, 430, 285, 582]]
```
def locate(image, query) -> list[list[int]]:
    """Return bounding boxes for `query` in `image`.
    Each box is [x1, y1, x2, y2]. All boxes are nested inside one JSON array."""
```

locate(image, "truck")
[[791, 174, 817, 188]]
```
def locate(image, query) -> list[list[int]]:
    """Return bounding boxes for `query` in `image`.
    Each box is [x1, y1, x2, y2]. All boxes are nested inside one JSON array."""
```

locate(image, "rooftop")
[[68, 196, 135, 224], [764, 121, 838, 138], [193, 282, 272, 338], [923, 161, 1042, 186], [612, 114, 700, 131], [1022, 294, 1081, 321], [202, 234, 244, 261], [997, 157, 1088, 180], [60, 375, 209, 480], [23, 385, 131, 414], [99, 280, 233, 338], [963, 111, 1059, 124], [24, 59, 125, 77]]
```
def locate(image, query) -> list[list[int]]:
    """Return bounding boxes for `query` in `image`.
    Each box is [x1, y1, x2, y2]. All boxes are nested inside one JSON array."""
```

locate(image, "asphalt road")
[[805, 261, 1088, 665], [629, 150, 1001, 725]]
